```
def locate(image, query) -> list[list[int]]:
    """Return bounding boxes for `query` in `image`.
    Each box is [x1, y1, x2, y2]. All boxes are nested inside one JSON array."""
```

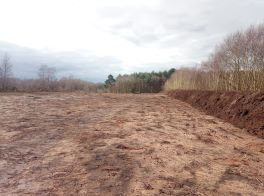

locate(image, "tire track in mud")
[[0, 93, 264, 195]]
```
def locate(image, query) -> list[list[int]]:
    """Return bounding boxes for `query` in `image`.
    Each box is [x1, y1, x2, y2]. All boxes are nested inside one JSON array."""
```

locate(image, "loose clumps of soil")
[[168, 90, 264, 138], [1, 93, 264, 195]]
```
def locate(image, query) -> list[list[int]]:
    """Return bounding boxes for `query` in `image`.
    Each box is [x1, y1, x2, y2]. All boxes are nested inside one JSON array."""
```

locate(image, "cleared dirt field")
[[0, 93, 264, 195]]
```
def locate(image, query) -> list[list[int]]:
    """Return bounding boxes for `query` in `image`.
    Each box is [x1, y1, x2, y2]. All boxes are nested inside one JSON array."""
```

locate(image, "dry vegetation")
[[0, 93, 264, 195], [165, 24, 264, 92], [0, 63, 104, 92]]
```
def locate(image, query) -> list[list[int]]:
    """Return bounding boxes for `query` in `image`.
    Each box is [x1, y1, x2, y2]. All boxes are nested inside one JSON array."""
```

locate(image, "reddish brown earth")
[[0, 93, 264, 195], [168, 90, 264, 139]]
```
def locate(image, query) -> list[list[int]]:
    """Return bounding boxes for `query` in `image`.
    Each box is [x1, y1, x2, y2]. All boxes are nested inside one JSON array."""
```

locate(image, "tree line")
[[0, 56, 104, 92], [0, 52, 175, 93], [105, 68, 175, 93], [165, 23, 264, 92]]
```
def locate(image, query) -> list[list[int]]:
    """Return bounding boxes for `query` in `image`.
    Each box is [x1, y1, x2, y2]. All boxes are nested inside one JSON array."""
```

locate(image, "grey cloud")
[[98, 1, 211, 46], [119, 33, 161, 46], [98, 0, 264, 46], [96, 0, 264, 67], [0, 42, 123, 82]]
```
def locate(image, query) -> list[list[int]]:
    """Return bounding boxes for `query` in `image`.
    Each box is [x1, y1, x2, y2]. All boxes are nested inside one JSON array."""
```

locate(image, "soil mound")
[[168, 90, 264, 138]]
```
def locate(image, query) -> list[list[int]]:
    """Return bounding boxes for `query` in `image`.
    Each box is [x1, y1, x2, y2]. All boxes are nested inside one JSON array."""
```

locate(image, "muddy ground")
[[0, 93, 264, 195], [168, 90, 264, 138]]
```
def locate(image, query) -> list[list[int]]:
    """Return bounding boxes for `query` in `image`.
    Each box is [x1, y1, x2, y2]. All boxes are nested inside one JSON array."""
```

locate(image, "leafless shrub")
[[0, 53, 13, 91], [38, 65, 57, 91]]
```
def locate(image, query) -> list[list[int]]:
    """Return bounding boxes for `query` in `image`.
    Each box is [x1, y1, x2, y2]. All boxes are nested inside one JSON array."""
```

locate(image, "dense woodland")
[[105, 69, 175, 93], [165, 24, 264, 92]]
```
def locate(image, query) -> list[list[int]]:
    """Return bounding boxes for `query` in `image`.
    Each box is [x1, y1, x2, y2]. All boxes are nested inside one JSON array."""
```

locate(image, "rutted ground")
[[0, 93, 263, 195]]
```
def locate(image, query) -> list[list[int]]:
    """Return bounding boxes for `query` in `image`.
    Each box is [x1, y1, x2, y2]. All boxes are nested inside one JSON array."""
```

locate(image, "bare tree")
[[38, 65, 56, 91], [0, 53, 12, 91]]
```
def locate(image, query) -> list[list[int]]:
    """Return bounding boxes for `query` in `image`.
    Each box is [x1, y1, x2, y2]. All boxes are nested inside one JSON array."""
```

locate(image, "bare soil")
[[168, 90, 264, 138], [0, 93, 264, 195]]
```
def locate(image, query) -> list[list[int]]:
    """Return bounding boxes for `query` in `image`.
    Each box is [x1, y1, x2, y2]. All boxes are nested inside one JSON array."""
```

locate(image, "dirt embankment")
[[168, 90, 264, 138]]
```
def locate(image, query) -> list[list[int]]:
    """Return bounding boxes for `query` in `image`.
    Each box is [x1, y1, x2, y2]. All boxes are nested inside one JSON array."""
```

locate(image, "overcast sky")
[[0, 0, 264, 82]]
